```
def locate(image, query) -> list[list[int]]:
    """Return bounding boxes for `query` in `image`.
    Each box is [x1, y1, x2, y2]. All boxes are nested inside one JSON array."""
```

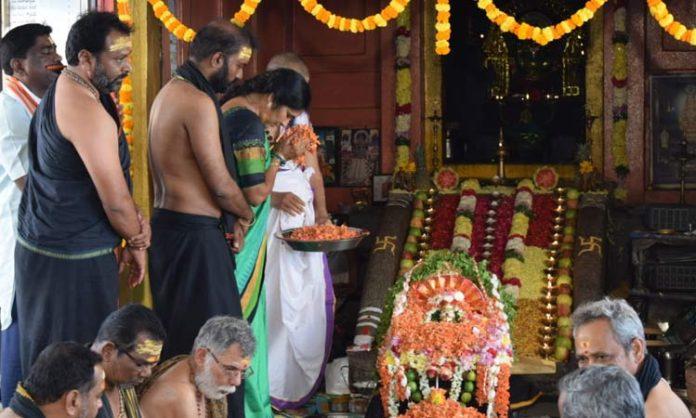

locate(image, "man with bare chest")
[[139, 316, 255, 418], [148, 20, 254, 418]]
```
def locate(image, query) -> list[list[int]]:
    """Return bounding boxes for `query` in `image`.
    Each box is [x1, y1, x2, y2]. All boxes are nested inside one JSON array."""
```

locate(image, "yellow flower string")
[[647, 0, 696, 45], [435, 0, 451, 55], [116, 1, 134, 148], [475, 0, 607, 47], [116, 0, 132, 25], [147, 0, 261, 42], [147, 0, 196, 41], [298, 0, 409, 33], [233, 0, 262, 26]]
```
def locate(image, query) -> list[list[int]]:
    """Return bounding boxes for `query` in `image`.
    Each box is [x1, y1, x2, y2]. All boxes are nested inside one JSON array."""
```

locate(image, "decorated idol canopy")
[[376, 251, 515, 418]]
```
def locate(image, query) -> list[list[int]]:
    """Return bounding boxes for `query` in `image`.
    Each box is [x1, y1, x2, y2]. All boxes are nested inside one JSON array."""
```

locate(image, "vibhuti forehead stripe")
[[109, 36, 133, 52]]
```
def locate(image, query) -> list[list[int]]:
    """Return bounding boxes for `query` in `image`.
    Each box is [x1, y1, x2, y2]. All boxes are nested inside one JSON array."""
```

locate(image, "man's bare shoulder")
[[141, 378, 196, 418], [645, 379, 690, 418], [158, 79, 214, 110]]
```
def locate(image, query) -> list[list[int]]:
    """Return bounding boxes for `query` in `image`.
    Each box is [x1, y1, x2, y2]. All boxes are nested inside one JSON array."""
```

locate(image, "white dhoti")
[[265, 163, 334, 409]]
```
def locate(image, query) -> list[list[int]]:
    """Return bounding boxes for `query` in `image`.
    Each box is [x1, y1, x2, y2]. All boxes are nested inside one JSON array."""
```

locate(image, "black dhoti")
[[14, 243, 118, 376], [149, 208, 244, 418]]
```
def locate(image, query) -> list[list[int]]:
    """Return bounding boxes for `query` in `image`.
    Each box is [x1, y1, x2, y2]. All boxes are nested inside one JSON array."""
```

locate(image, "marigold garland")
[[394, 9, 413, 174], [116, 1, 134, 148], [147, 0, 260, 42], [435, 0, 451, 55], [475, 0, 607, 47], [611, 1, 629, 178], [647, 0, 696, 46], [298, 0, 409, 33]]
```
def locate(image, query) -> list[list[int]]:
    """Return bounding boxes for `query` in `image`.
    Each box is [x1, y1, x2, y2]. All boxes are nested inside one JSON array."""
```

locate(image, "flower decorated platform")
[[377, 251, 513, 418], [393, 168, 580, 375]]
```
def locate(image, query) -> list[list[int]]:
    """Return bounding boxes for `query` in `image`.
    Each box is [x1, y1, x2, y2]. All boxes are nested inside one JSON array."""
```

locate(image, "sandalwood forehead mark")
[[109, 36, 132, 52], [135, 339, 163, 362], [237, 46, 253, 61]]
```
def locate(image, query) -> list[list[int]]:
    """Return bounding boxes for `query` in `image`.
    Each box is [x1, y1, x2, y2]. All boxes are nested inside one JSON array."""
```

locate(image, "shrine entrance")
[[422, 0, 604, 179]]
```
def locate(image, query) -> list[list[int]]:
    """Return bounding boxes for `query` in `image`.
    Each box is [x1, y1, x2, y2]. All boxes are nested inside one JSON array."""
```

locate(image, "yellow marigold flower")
[[430, 389, 446, 405], [579, 160, 594, 174]]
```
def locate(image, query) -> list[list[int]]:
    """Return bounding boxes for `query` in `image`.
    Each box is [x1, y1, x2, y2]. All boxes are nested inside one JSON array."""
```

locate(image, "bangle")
[[239, 213, 255, 228]]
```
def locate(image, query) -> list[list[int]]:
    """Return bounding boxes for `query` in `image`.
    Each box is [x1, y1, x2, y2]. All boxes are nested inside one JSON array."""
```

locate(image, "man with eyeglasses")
[[90, 304, 166, 418], [139, 316, 255, 418], [571, 298, 689, 418]]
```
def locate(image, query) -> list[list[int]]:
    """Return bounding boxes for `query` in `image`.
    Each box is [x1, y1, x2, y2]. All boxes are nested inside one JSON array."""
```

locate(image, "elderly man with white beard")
[[139, 316, 255, 418]]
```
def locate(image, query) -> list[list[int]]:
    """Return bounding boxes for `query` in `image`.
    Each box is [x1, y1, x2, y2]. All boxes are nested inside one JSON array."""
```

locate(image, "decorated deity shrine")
[[2, 0, 696, 417]]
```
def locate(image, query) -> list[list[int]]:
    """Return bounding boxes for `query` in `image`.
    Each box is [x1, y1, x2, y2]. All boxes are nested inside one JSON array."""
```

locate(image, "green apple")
[[406, 369, 417, 382], [460, 392, 472, 404], [558, 258, 572, 269], [558, 326, 573, 338], [557, 316, 572, 328], [466, 370, 476, 381], [563, 226, 575, 236], [557, 275, 572, 287], [565, 209, 577, 220], [567, 189, 580, 200], [404, 243, 418, 254], [409, 227, 422, 237], [555, 345, 569, 362], [413, 209, 425, 219], [556, 336, 573, 349], [400, 259, 414, 269], [411, 391, 422, 402], [464, 381, 474, 393], [557, 294, 573, 307], [408, 381, 418, 392]]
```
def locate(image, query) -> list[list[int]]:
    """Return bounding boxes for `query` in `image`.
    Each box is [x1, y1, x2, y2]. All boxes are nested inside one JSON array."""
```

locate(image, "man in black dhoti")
[[1, 342, 105, 418], [14, 11, 150, 377], [148, 20, 255, 418]]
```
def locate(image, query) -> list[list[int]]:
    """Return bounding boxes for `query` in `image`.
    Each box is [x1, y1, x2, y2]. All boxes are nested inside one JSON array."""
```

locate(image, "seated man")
[[1, 342, 105, 418], [139, 316, 255, 418], [91, 304, 166, 418], [558, 365, 644, 418], [572, 298, 690, 418]]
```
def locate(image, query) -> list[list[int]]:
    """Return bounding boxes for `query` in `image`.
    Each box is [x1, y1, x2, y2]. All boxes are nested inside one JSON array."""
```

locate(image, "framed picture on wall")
[[649, 74, 696, 189], [314, 127, 339, 186], [339, 128, 380, 187]]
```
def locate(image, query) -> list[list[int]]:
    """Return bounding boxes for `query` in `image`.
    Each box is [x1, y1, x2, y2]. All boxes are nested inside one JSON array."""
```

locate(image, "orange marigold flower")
[[495, 363, 511, 418], [475, 363, 487, 405], [174, 25, 187, 38]]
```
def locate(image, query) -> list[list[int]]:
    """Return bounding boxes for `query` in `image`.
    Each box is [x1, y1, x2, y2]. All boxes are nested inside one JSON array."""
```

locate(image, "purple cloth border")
[[271, 253, 335, 410]]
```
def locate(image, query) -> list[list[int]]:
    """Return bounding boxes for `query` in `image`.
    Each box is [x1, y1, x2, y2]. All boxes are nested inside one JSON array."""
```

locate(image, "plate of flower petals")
[[277, 225, 369, 252]]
